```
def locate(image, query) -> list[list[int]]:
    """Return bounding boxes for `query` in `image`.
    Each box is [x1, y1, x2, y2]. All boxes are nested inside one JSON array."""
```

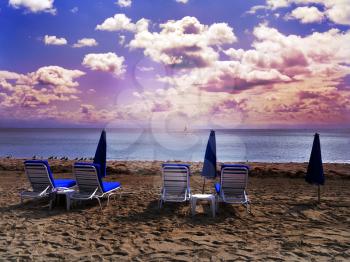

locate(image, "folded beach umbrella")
[[93, 129, 107, 178], [201, 130, 217, 193], [305, 133, 325, 203]]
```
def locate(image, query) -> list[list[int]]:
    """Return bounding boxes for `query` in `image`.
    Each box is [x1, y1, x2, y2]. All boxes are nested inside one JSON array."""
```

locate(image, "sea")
[[0, 128, 349, 163]]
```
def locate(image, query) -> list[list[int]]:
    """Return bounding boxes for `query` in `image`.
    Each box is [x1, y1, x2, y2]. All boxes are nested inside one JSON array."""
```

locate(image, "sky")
[[0, 0, 350, 129]]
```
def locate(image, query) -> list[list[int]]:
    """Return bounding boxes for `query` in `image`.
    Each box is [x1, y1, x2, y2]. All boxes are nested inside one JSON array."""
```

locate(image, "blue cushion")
[[215, 183, 220, 194], [54, 179, 76, 188], [102, 181, 121, 193], [221, 164, 250, 170]]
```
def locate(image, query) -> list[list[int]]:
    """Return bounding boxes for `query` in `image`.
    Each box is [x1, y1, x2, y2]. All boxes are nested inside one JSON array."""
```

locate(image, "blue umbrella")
[[93, 129, 107, 178], [305, 133, 325, 202], [201, 130, 217, 193]]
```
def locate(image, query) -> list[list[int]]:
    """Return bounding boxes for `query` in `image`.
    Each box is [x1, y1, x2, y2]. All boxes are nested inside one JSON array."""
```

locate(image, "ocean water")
[[0, 128, 349, 163]]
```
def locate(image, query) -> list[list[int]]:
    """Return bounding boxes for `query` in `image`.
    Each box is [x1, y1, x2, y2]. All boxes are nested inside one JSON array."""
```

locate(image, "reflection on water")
[[0, 128, 349, 163]]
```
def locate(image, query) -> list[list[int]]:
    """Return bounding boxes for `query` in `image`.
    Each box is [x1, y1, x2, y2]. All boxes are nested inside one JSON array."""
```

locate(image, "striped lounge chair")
[[69, 162, 121, 209], [159, 163, 191, 208], [215, 164, 251, 213], [21, 160, 76, 208]]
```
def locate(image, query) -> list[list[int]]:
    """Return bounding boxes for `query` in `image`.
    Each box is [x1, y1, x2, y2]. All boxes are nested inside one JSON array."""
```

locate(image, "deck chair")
[[21, 160, 76, 207], [159, 163, 191, 208], [215, 164, 251, 213], [70, 162, 121, 209]]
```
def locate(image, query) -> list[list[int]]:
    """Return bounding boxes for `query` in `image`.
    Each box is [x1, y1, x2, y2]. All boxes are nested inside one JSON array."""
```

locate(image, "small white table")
[[191, 194, 216, 217], [52, 188, 75, 211]]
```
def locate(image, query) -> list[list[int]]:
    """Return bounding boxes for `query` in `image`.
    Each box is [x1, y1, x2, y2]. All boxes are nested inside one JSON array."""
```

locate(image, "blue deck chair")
[[159, 163, 191, 208], [215, 164, 251, 213], [21, 160, 76, 208], [70, 162, 121, 209]]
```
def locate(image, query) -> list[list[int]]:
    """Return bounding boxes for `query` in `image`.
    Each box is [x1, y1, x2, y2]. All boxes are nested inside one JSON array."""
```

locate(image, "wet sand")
[[0, 158, 349, 261]]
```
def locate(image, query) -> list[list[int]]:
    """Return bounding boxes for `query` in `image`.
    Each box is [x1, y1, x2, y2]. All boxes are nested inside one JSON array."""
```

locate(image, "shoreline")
[[1, 158, 349, 179]]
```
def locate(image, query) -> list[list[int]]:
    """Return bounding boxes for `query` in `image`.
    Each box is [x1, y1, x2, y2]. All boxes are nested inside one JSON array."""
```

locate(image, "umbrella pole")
[[202, 178, 206, 194], [317, 185, 320, 203]]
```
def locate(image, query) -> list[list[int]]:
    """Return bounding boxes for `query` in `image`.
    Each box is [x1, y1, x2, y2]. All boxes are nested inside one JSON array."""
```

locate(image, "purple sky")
[[0, 0, 350, 128]]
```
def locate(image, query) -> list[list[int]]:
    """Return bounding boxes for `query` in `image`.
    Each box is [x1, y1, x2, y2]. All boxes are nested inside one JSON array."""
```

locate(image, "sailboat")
[[184, 124, 191, 135]]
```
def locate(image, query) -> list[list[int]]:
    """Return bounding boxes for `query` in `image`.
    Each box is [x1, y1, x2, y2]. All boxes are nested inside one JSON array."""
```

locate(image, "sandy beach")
[[0, 158, 349, 261]]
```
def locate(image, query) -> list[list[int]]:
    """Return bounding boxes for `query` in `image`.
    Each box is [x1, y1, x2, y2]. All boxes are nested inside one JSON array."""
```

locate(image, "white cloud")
[[324, 0, 350, 25], [30, 66, 85, 88], [251, 0, 350, 25], [96, 13, 146, 32], [9, 0, 56, 14], [116, 0, 132, 7], [176, 0, 189, 3], [118, 35, 126, 45], [246, 5, 266, 14], [73, 38, 98, 48], [129, 21, 350, 127], [156, 23, 350, 94], [129, 16, 236, 67], [44, 35, 67, 45], [265, 0, 290, 10], [287, 6, 324, 23], [0, 71, 21, 80], [0, 66, 85, 108], [82, 52, 126, 77]]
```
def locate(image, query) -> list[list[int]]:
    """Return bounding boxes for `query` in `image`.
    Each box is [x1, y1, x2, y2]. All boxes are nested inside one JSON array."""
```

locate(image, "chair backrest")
[[220, 165, 249, 197], [162, 164, 190, 198], [24, 160, 54, 192], [73, 163, 103, 194]]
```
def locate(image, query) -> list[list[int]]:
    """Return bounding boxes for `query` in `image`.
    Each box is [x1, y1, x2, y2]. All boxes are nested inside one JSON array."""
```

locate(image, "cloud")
[[286, 6, 324, 23], [0, 71, 21, 80], [129, 16, 236, 67], [9, 0, 56, 14], [44, 35, 67, 45], [175, 0, 189, 3], [118, 20, 350, 127], [82, 52, 126, 77], [151, 101, 172, 112], [324, 0, 350, 25], [96, 13, 148, 32], [31, 66, 85, 89], [73, 38, 98, 48], [70, 6, 78, 13], [116, 0, 132, 7], [157, 23, 350, 94], [80, 104, 95, 114], [251, 0, 350, 25], [0, 66, 85, 108], [137, 66, 154, 72], [245, 5, 266, 14], [265, 0, 290, 10], [119, 35, 126, 45]]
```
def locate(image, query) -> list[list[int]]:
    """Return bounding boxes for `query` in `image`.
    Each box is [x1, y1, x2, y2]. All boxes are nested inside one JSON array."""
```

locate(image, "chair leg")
[[66, 195, 71, 211], [96, 198, 102, 210], [113, 194, 118, 203], [211, 198, 215, 218], [107, 195, 110, 206], [247, 201, 251, 214], [191, 198, 196, 216], [49, 199, 53, 211], [215, 197, 219, 213]]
